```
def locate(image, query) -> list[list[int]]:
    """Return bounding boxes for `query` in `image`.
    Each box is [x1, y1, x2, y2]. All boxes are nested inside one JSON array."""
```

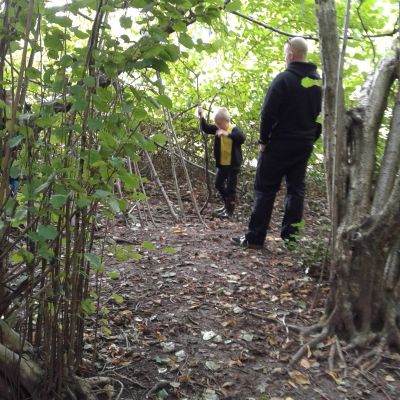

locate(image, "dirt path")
[[84, 198, 400, 400]]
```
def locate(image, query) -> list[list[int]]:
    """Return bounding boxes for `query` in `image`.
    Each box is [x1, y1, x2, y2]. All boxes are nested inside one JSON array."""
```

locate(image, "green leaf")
[[131, 0, 146, 8], [108, 198, 120, 214], [77, 197, 91, 208], [34, 181, 50, 195], [132, 107, 147, 120], [156, 94, 173, 109], [36, 114, 58, 128], [120, 15, 132, 29], [9, 135, 23, 148], [26, 66, 41, 80], [141, 241, 156, 250], [94, 189, 110, 199], [163, 247, 177, 254], [225, 0, 241, 12], [107, 271, 120, 280], [47, 15, 73, 28], [129, 252, 142, 261], [87, 117, 103, 130], [59, 55, 74, 68], [84, 76, 96, 88], [81, 298, 96, 315], [153, 133, 167, 145], [172, 21, 187, 33], [111, 293, 124, 304], [72, 27, 90, 39], [160, 44, 180, 62], [38, 244, 54, 261], [9, 165, 20, 179], [84, 253, 103, 272], [50, 194, 68, 208], [179, 33, 194, 49], [99, 131, 118, 149], [11, 251, 24, 263], [37, 224, 58, 240]]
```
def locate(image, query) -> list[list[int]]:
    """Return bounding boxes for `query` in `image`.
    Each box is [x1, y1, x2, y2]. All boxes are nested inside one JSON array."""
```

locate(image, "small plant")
[[288, 220, 330, 278]]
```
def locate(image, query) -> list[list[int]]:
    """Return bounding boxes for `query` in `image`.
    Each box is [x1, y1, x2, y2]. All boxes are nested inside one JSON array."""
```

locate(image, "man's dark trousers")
[[245, 140, 314, 245]]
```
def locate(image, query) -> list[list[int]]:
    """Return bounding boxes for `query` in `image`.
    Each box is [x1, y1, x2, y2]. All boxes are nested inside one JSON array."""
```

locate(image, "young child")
[[198, 106, 245, 218]]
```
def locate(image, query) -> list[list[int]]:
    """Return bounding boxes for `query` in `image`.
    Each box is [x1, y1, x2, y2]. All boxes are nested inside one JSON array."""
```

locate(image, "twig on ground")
[[146, 380, 170, 398], [111, 371, 148, 390], [112, 378, 124, 400]]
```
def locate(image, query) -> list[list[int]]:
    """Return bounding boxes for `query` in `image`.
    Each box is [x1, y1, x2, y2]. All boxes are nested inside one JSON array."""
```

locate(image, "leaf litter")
[[85, 189, 400, 400]]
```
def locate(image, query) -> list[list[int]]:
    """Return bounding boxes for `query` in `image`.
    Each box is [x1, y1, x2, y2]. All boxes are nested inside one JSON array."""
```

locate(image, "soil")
[[83, 177, 400, 400]]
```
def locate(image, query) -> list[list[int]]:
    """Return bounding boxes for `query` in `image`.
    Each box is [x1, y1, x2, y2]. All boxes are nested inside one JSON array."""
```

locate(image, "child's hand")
[[197, 106, 203, 118], [216, 129, 228, 137]]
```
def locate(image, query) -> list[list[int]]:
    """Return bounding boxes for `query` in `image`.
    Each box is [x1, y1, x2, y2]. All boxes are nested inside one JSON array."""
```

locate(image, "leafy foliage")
[[0, 0, 397, 397]]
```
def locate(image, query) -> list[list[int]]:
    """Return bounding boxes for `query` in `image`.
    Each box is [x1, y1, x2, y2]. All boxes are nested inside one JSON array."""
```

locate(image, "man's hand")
[[259, 143, 267, 152], [197, 105, 203, 118]]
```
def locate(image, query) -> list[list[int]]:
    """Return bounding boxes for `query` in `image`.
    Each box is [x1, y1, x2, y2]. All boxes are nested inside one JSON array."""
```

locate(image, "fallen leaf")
[[177, 375, 191, 383], [222, 319, 235, 328], [385, 374, 395, 382], [203, 389, 219, 400], [240, 332, 254, 342], [300, 358, 311, 369], [289, 370, 311, 385], [205, 360, 221, 371], [175, 350, 186, 362], [161, 342, 175, 353], [202, 331, 217, 341], [326, 370, 343, 385]]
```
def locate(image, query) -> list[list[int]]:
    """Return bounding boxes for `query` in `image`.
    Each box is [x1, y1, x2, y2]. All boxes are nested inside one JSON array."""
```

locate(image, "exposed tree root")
[[0, 342, 44, 398], [71, 376, 113, 400], [355, 336, 387, 372], [290, 325, 330, 367], [328, 336, 348, 377]]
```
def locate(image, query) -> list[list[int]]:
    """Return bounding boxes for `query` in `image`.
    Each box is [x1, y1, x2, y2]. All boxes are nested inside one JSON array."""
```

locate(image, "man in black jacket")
[[233, 37, 322, 248], [198, 106, 246, 218]]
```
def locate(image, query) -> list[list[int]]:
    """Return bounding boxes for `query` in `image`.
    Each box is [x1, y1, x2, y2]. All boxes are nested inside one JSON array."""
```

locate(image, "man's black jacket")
[[200, 117, 245, 169], [260, 61, 322, 144]]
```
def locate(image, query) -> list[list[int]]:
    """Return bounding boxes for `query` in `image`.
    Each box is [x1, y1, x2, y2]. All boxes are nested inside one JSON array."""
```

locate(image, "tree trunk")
[[314, 0, 400, 352]]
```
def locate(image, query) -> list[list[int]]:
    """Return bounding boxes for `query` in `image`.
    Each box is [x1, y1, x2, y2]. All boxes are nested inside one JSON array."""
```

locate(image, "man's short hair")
[[287, 37, 308, 59], [214, 107, 230, 122]]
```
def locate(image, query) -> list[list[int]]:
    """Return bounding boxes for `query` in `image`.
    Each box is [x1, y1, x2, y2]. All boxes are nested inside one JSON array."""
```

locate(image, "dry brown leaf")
[[289, 370, 311, 385], [300, 357, 311, 369], [104, 384, 114, 400], [326, 370, 343, 385], [170, 226, 186, 235], [287, 380, 297, 389], [228, 358, 243, 367], [111, 357, 131, 366], [222, 319, 235, 328], [177, 375, 191, 383], [156, 333, 166, 342]]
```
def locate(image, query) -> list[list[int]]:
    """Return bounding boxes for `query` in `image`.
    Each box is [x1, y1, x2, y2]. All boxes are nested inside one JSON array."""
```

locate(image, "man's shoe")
[[231, 236, 263, 249], [218, 209, 232, 219], [214, 205, 226, 213]]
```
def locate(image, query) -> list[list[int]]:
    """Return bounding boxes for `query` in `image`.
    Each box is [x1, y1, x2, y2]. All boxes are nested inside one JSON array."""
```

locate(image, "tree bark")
[[314, 0, 400, 353]]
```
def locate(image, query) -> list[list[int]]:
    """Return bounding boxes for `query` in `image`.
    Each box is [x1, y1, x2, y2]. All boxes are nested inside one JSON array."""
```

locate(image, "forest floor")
[[83, 175, 400, 400]]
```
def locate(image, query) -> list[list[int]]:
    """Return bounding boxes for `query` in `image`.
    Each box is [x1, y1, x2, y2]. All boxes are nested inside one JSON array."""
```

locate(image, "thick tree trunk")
[[313, 0, 400, 353]]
